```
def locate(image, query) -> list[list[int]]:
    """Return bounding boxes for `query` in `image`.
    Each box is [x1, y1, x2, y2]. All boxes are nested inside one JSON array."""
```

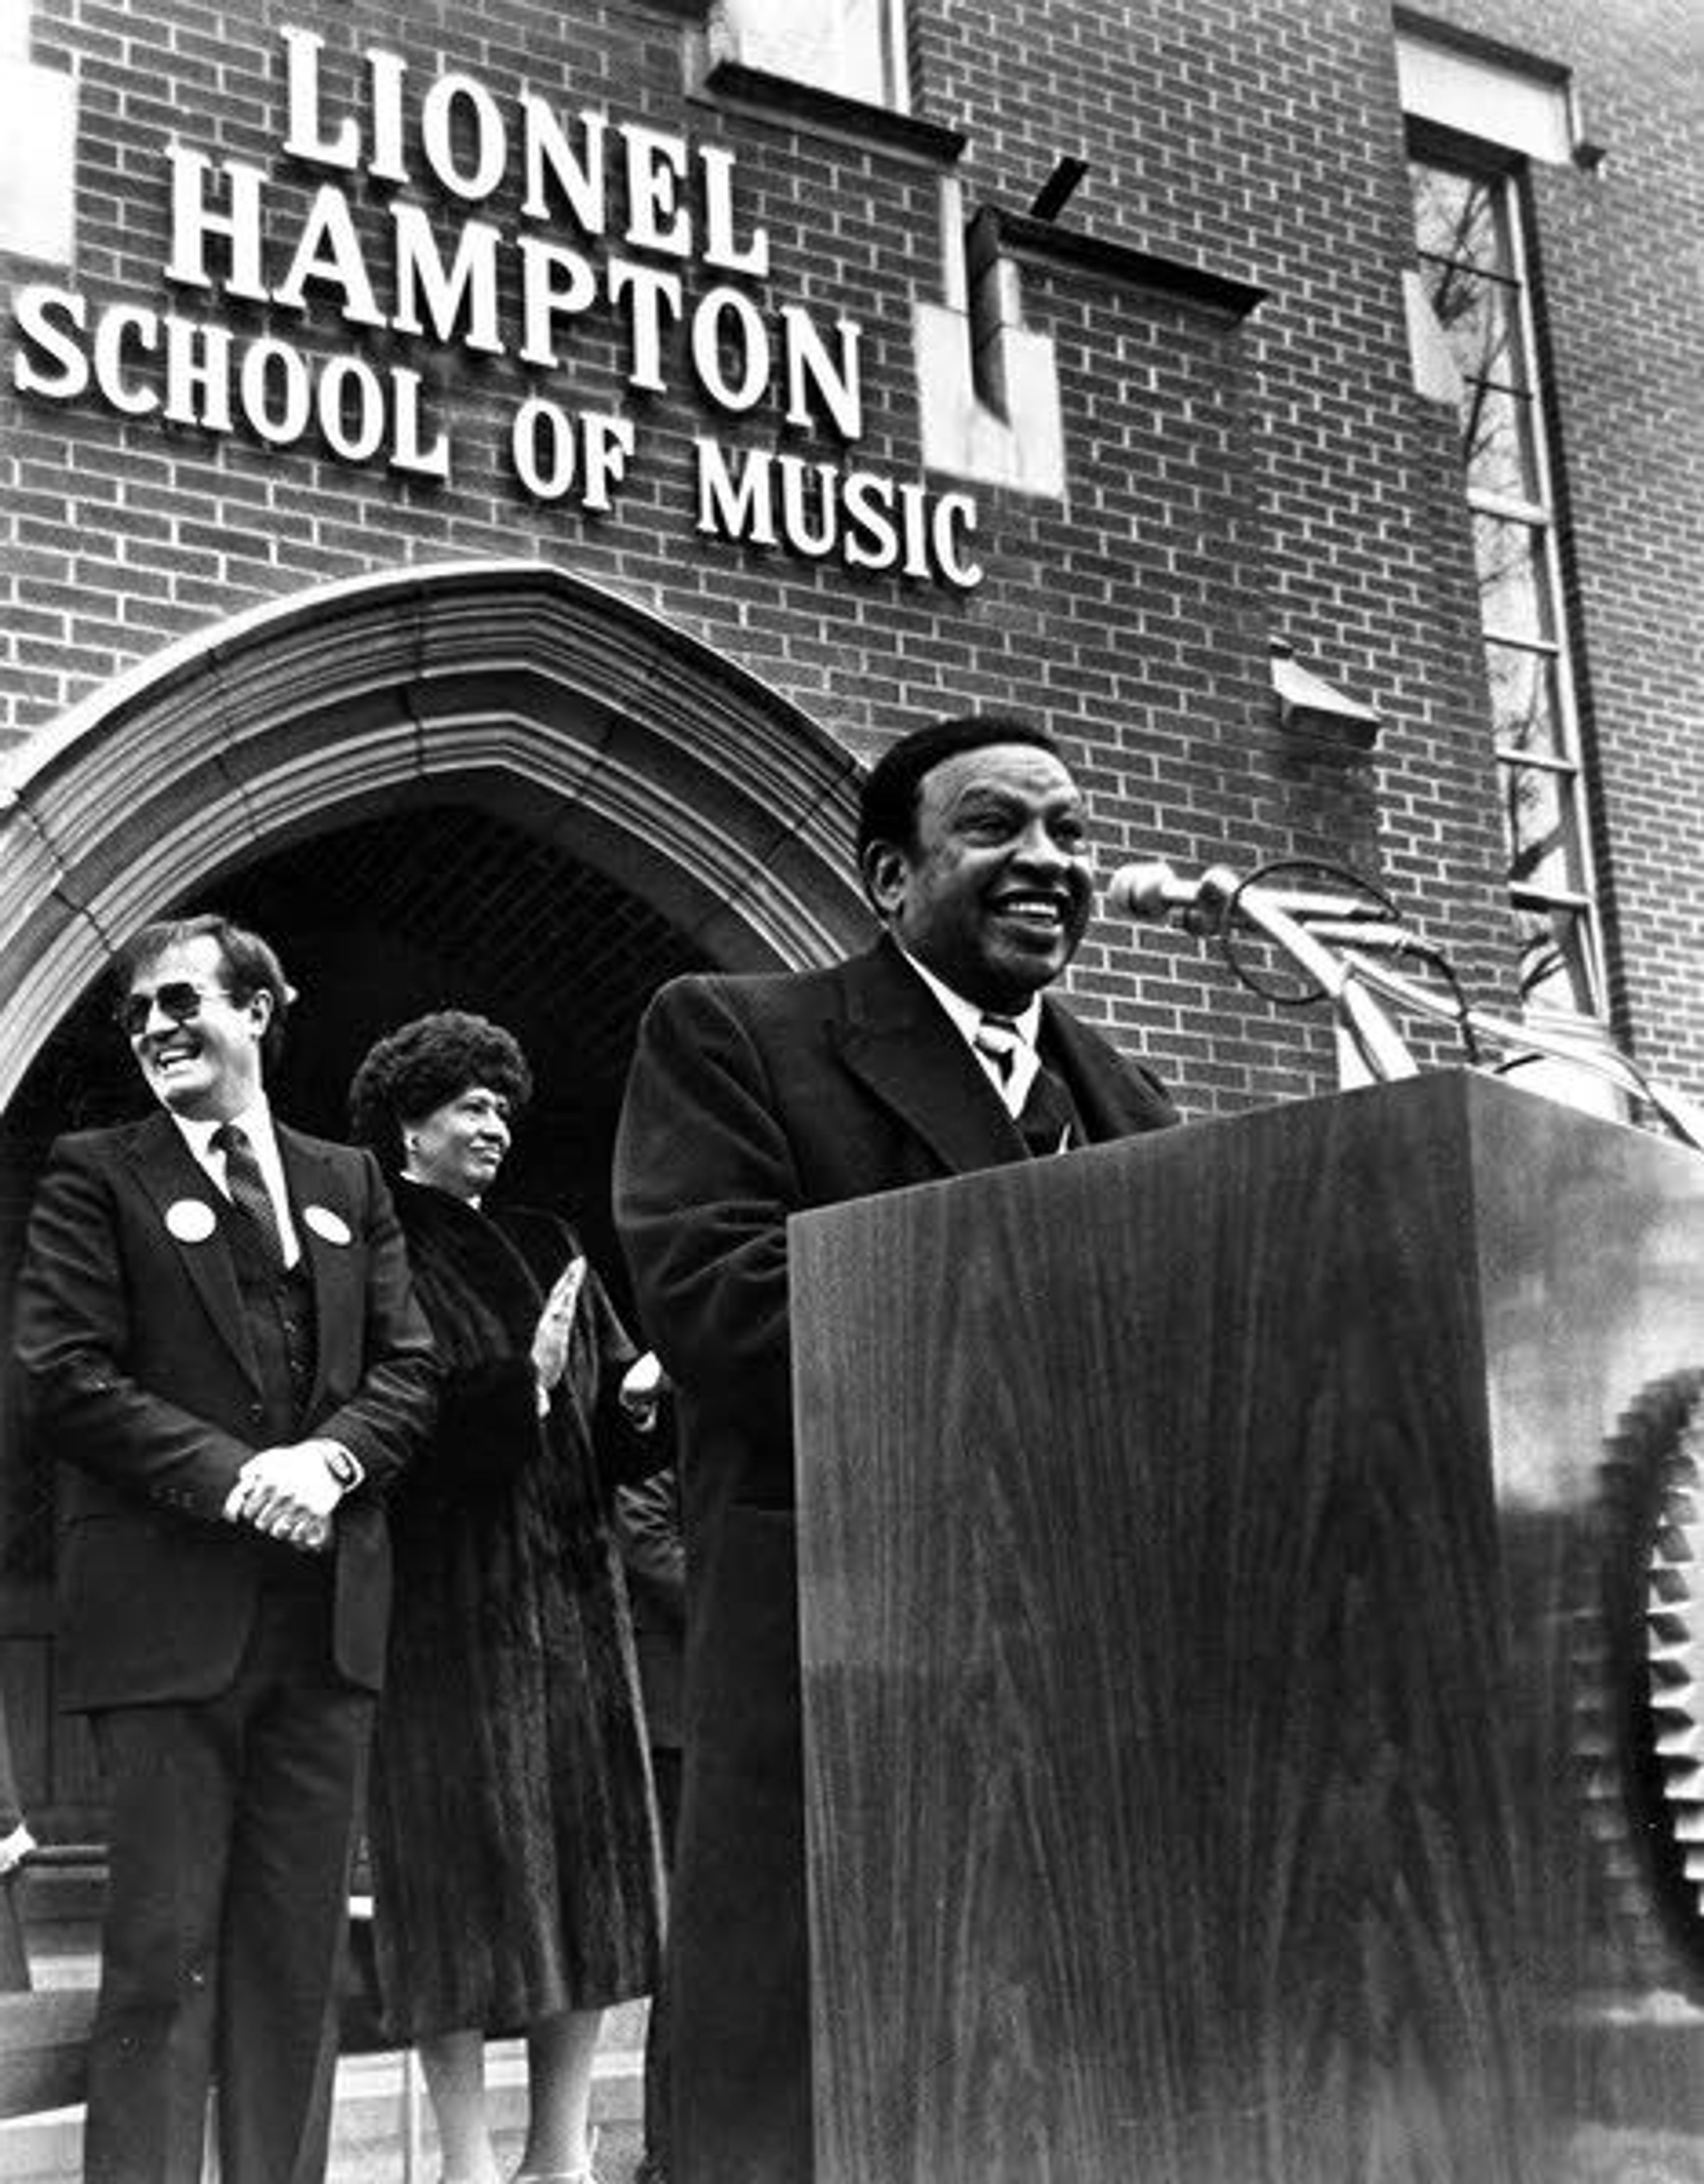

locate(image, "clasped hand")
[[619, 1350, 665, 1431], [222, 1440, 343, 1553]]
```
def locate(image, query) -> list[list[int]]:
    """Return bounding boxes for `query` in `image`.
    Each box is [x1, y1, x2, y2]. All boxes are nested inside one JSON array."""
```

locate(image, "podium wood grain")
[[792, 1073, 1704, 2184]]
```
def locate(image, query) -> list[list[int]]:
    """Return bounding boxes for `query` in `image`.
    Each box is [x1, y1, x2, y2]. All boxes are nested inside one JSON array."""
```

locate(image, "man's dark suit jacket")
[[13, 1109, 438, 1710], [614, 936, 1177, 2184]]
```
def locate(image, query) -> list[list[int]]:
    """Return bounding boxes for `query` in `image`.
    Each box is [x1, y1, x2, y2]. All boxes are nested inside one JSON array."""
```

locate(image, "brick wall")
[[2, 0, 1696, 1112]]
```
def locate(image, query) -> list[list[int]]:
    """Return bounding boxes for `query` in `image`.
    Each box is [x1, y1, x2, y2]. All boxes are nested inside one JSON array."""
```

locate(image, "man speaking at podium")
[[615, 714, 1178, 2184]]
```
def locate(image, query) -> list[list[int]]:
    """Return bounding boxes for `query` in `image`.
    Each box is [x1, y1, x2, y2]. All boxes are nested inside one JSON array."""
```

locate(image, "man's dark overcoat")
[[614, 936, 1177, 2184]]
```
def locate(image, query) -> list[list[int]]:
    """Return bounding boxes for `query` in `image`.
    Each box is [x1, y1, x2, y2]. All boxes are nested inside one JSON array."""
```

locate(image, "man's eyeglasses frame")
[[115, 982, 237, 1039]]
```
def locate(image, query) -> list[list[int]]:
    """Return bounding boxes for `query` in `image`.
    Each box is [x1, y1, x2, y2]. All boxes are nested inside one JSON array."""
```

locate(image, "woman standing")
[[348, 1011, 664, 2184]]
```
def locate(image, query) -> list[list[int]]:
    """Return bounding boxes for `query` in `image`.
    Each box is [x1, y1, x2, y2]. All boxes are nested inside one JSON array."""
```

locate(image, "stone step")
[[0, 2023, 647, 2183]]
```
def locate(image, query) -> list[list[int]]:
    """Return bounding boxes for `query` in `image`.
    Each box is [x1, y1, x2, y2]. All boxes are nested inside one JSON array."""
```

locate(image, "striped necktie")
[[213, 1121, 285, 1269], [977, 1014, 1077, 1153], [1019, 1063, 1077, 1157], [973, 1012, 1023, 1110]]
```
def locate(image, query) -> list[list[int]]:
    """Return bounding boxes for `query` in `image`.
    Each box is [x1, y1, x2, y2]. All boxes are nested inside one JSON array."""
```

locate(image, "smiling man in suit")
[[13, 913, 437, 2184], [614, 714, 1179, 2184]]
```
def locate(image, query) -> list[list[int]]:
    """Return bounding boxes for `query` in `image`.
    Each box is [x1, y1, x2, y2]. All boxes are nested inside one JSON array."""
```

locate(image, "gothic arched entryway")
[[0, 560, 871, 1831]]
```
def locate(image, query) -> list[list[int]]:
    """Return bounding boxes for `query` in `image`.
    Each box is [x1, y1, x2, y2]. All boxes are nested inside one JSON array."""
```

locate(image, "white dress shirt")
[[896, 948, 1042, 1117]]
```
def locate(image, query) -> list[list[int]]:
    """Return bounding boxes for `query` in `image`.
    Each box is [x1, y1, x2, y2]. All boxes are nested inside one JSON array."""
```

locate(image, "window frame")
[[713, 0, 912, 114], [1408, 141, 1609, 1024]]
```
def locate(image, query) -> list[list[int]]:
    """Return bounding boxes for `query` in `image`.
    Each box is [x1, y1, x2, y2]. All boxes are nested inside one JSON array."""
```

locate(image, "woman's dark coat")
[[367, 1181, 664, 2040]]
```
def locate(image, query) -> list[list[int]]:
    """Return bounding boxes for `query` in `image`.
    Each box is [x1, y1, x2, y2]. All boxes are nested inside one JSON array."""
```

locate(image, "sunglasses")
[[115, 982, 234, 1039]]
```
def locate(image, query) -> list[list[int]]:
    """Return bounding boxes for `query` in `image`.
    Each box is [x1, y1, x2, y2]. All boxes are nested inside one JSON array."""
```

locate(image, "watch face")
[[327, 1448, 359, 1487]]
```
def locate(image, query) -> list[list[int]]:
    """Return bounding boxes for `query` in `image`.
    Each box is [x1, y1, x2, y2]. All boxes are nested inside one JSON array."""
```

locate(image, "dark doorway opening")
[[0, 801, 710, 1832]]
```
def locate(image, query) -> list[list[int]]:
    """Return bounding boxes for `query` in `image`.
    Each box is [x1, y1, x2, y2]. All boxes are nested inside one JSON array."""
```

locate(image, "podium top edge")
[[787, 1066, 1702, 1244]]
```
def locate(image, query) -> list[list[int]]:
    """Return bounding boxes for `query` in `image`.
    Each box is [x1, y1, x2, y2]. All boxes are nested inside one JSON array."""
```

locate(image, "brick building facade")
[[0, 0, 1698, 1832]]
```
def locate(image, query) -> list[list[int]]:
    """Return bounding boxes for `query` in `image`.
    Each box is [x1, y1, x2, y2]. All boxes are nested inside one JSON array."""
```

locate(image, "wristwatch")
[[322, 1444, 363, 1496]]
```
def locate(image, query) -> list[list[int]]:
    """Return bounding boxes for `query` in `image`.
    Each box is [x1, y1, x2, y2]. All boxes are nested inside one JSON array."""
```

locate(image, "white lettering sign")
[[7, 24, 982, 589]]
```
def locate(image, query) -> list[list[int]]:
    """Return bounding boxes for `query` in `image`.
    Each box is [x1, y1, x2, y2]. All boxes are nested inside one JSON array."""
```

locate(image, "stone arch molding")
[[0, 559, 870, 1108]]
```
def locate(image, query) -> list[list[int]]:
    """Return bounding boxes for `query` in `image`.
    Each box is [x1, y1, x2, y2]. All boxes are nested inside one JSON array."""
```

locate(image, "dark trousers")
[[85, 1591, 374, 2184], [672, 1515, 811, 2184], [643, 1745, 683, 2173]]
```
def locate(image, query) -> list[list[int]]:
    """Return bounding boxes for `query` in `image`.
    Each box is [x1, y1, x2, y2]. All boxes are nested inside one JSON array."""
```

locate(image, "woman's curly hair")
[[347, 1010, 533, 1169]]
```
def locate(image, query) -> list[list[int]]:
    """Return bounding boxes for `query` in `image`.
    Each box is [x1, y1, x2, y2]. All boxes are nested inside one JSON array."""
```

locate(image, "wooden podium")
[[791, 1072, 1704, 2184]]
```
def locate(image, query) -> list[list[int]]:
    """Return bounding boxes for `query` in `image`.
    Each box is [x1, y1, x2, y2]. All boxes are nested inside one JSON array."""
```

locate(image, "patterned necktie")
[[1019, 1063, 1077, 1157], [973, 1013, 1023, 1108], [213, 1121, 285, 1268]]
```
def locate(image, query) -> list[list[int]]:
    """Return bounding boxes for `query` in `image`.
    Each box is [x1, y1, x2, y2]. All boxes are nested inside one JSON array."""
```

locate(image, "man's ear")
[[860, 840, 907, 921]]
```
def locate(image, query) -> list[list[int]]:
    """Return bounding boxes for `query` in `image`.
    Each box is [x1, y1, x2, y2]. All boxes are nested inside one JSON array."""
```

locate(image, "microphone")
[[1103, 861, 1237, 923], [1104, 859, 1401, 933], [1104, 858, 1423, 1082]]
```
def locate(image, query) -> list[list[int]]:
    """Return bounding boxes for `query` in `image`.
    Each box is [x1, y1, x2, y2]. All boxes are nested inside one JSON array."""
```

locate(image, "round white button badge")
[[165, 1198, 218, 1244]]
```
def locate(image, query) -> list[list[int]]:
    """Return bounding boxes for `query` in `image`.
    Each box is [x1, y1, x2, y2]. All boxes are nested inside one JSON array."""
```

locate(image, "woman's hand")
[[531, 1255, 588, 1402]]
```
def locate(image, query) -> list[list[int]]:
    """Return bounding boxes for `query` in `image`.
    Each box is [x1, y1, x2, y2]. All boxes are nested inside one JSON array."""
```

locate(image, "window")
[[1408, 154, 1605, 1020], [1396, 24, 1575, 165], [713, 0, 910, 111], [0, 38, 77, 266]]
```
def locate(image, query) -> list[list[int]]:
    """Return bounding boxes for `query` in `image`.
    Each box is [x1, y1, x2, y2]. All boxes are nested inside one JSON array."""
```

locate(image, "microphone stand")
[[1190, 868, 1422, 1087], [1121, 858, 1704, 1153], [1334, 941, 1704, 1153]]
